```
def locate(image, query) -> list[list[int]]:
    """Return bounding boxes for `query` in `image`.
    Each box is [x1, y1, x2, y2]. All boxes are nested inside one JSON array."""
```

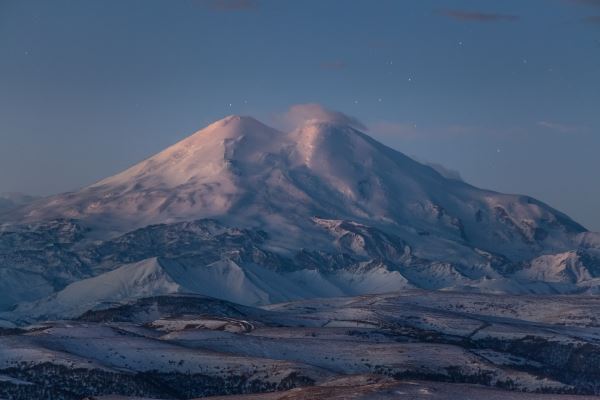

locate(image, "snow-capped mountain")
[[8, 116, 586, 254], [1, 115, 599, 319]]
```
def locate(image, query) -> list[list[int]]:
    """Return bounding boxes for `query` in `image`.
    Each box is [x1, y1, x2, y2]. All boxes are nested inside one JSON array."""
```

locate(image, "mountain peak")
[[184, 114, 281, 144], [5, 113, 587, 266], [209, 114, 266, 129], [86, 115, 283, 191]]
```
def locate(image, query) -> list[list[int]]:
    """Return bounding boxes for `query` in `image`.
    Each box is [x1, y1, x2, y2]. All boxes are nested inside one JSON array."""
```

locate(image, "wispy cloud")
[[427, 162, 464, 182], [439, 9, 519, 22], [319, 60, 347, 71], [413, 158, 465, 182], [197, 0, 259, 12], [537, 121, 585, 134], [374, 121, 588, 139], [275, 104, 367, 131]]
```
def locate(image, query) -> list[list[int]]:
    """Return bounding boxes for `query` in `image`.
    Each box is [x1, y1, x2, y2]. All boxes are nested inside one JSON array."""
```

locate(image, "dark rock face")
[[77, 295, 259, 324], [80, 219, 280, 274]]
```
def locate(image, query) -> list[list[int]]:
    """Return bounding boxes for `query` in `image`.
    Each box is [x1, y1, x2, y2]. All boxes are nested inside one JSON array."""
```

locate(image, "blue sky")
[[1, 0, 599, 229]]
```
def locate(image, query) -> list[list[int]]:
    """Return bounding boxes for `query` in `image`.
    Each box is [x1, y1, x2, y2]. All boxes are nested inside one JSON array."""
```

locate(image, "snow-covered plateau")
[[2, 292, 600, 398]]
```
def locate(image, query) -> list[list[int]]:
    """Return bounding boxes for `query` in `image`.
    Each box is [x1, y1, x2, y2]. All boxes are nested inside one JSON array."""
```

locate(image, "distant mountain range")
[[0, 192, 39, 214], [1, 115, 599, 323]]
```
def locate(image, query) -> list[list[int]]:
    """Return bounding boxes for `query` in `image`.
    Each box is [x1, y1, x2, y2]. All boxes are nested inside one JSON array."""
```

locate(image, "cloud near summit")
[[278, 104, 368, 131]]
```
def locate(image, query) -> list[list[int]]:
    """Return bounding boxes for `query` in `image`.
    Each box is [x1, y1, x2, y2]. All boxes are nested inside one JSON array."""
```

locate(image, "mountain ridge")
[[5, 115, 585, 249], [0, 114, 598, 319]]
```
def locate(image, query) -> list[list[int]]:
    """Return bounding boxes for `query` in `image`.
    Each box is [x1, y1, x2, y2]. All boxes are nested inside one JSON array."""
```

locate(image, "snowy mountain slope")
[[6, 222, 599, 324], [0, 269, 55, 311], [7, 258, 180, 322], [6, 116, 586, 258], [0, 114, 598, 314], [4, 254, 416, 323]]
